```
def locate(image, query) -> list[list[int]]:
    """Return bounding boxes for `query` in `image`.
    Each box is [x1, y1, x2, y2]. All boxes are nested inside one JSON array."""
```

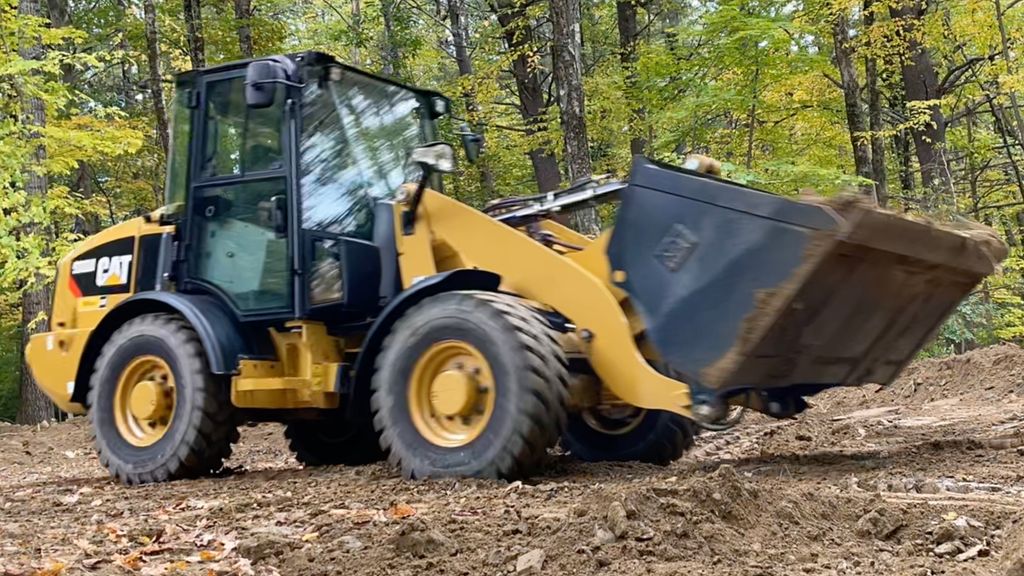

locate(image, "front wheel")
[[87, 314, 238, 485], [371, 291, 569, 479], [562, 407, 695, 465]]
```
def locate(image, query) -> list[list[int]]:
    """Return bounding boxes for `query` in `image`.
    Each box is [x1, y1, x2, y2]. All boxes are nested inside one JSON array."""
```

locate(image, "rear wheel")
[[371, 291, 568, 479], [87, 314, 238, 485], [284, 416, 384, 466], [562, 406, 695, 465]]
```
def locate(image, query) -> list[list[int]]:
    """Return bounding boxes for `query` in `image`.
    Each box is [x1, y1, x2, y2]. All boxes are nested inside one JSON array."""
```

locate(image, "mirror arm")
[[402, 166, 431, 235], [245, 78, 305, 89]]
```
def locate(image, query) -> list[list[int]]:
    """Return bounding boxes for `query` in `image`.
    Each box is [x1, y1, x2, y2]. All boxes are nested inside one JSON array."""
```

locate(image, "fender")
[[348, 268, 501, 417], [71, 291, 253, 404]]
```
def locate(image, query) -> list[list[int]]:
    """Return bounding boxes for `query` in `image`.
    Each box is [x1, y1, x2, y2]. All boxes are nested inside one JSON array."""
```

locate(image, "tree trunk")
[[989, 102, 1024, 201], [448, 0, 495, 196], [894, 127, 915, 197], [45, 0, 68, 27], [492, 0, 561, 194], [993, 0, 1024, 147], [183, 0, 206, 69], [380, 0, 400, 77], [144, 0, 170, 156], [115, 0, 135, 108], [831, 11, 874, 197], [17, 0, 57, 425], [45, 0, 75, 85], [745, 65, 760, 169], [890, 0, 951, 195], [351, 0, 362, 66], [864, 0, 888, 206], [550, 0, 599, 235], [617, 0, 646, 155], [234, 0, 254, 58]]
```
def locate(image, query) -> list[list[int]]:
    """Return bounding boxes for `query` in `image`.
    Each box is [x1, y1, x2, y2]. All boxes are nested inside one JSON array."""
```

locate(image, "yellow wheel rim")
[[113, 355, 176, 447], [408, 340, 496, 447]]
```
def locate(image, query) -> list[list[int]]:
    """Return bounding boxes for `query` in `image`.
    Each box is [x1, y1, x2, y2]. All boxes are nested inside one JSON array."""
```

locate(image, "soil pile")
[[2, 345, 1024, 575]]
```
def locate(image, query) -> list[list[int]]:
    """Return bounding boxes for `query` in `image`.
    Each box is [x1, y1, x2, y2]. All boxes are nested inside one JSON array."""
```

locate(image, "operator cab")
[[162, 51, 469, 327]]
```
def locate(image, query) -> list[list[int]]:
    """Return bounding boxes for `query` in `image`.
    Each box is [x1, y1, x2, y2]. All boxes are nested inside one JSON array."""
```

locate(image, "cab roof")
[[172, 50, 447, 103]]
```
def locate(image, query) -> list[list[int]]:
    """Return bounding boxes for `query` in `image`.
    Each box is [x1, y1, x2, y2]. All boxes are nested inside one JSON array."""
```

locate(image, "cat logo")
[[95, 255, 133, 287]]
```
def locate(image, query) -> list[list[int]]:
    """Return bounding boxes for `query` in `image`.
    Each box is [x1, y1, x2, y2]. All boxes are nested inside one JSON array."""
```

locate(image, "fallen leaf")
[[387, 503, 416, 519], [114, 552, 142, 571], [198, 551, 217, 562], [31, 561, 65, 576], [101, 524, 126, 542], [301, 533, 320, 542], [62, 450, 75, 458], [942, 511, 959, 521], [81, 558, 105, 569]]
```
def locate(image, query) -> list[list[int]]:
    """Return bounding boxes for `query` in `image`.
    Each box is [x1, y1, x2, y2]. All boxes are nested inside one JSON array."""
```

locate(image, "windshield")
[[299, 69, 432, 239]]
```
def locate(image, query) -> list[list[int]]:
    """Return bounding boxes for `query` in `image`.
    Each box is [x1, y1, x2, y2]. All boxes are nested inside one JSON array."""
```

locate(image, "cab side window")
[[202, 77, 283, 177], [189, 74, 291, 314]]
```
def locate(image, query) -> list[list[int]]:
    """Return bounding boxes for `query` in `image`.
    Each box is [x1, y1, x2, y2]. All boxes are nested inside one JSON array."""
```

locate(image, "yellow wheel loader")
[[24, 52, 1007, 484]]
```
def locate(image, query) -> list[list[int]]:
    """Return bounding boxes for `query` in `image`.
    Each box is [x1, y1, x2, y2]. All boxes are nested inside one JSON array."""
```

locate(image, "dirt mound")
[[821, 343, 1024, 411], [2, 347, 1024, 575]]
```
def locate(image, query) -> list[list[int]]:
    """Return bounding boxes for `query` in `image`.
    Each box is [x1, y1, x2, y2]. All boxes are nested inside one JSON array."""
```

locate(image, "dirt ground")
[[2, 345, 1024, 576]]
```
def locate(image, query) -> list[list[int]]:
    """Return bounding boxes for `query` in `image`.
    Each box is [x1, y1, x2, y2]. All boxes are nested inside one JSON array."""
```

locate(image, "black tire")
[[562, 409, 695, 465], [284, 416, 384, 466], [371, 291, 568, 479], [87, 313, 238, 485]]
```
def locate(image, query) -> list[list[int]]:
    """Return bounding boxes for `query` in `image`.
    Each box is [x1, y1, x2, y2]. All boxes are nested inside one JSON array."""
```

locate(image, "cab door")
[[183, 70, 295, 318]]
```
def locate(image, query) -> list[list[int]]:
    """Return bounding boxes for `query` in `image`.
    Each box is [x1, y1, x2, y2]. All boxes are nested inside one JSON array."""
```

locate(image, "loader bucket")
[[607, 156, 1007, 401]]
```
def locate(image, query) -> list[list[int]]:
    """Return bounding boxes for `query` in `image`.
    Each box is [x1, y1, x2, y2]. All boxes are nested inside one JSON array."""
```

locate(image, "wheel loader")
[[24, 51, 1008, 484]]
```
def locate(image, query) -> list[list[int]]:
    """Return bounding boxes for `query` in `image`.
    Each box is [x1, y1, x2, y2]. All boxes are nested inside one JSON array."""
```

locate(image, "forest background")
[[2, 0, 1022, 422]]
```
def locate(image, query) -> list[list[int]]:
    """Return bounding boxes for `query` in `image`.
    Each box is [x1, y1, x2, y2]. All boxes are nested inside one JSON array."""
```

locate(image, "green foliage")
[[0, 322, 20, 422], [3, 0, 1024, 367]]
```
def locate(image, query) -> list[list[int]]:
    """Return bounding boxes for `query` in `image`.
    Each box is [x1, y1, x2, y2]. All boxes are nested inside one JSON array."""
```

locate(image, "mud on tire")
[[87, 313, 238, 485], [370, 291, 569, 479]]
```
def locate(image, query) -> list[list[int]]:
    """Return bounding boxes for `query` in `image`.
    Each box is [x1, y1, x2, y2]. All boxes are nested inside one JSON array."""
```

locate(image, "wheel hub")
[[429, 369, 478, 417], [113, 355, 176, 447], [408, 341, 495, 447], [128, 379, 171, 421]]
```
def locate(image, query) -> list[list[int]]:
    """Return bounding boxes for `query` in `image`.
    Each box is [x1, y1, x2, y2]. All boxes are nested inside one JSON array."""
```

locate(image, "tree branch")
[[939, 53, 998, 94]]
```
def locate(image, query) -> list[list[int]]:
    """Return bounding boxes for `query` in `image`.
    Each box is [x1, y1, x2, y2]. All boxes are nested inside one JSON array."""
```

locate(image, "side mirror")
[[409, 142, 455, 174], [457, 124, 484, 164], [429, 95, 451, 119], [270, 194, 287, 236], [403, 142, 455, 235], [245, 60, 286, 108]]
